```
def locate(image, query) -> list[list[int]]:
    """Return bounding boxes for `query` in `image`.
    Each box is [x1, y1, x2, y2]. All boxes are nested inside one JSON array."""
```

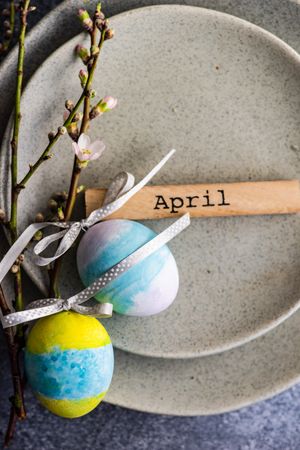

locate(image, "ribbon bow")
[[1, 213, 190, 328], [0, 149, 175, 280], [32, 170, 136, 266], [0, 149, 191, 328]]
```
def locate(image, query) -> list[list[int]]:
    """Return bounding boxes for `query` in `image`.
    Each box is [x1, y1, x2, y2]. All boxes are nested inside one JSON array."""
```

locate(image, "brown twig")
[[9, 0, 31, 330], [0, 286, 25, 447], [10, 0, 31, 241], [4, 406, 17, 448], [1, 0, 31, 444]]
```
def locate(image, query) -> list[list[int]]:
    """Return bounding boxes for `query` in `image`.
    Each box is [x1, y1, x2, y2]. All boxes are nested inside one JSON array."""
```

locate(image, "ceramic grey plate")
[[2, 5, 300, 359], [1, 0, 300, 416]]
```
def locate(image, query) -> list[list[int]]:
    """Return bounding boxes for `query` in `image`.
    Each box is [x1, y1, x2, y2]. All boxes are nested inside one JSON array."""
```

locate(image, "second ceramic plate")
[[2, 5, 300, 358]]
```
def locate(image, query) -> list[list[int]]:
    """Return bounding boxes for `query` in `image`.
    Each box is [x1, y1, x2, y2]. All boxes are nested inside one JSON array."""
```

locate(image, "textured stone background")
[[1, 1, 300, 449]]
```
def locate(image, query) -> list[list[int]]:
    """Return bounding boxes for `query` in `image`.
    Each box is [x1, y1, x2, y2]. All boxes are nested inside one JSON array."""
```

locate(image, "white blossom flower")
[[72, 133, 105, 164]]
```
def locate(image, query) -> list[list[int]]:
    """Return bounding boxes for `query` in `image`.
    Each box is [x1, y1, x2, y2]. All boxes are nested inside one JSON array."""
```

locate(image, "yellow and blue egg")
[[25, 311, 114, 418]]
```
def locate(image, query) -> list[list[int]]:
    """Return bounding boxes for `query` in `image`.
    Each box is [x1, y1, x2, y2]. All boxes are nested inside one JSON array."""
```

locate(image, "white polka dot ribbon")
[[0, 149, 175, 285], [1, 213, 190, 328]]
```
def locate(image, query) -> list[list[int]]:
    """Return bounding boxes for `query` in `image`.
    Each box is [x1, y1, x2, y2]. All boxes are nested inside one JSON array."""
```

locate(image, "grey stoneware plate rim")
[[1, 0, 300, 415], [3, 4, 300, 359]]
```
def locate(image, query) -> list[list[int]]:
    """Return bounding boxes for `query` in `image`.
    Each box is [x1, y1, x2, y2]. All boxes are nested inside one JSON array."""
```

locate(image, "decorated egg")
[[24, 311, 114, 418], [77, 219, 179, 316]]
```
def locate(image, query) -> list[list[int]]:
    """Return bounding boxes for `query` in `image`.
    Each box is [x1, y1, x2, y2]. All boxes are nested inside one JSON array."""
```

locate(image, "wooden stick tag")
[[85, 180, 300, 220]]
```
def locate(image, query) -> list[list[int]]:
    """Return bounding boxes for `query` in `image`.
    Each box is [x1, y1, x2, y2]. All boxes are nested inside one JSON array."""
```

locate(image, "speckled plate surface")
[[2, 5, 300, 359], [107, 308, 300, 415]]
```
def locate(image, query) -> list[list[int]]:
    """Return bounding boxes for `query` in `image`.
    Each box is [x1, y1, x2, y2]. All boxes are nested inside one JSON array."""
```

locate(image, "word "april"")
[[154, 190, 230, 214]]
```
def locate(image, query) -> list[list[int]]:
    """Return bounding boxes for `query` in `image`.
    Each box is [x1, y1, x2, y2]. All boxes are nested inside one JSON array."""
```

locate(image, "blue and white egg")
[[77, 219, 179, 316]]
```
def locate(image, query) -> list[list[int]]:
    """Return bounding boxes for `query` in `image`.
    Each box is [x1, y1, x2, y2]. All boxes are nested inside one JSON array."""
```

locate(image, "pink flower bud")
[[89, 96, 117, 120], [75, 44, 90, 64], [77, 8, 93, 33], [99, 96, 118, 112], [79, 69, 88, 88]]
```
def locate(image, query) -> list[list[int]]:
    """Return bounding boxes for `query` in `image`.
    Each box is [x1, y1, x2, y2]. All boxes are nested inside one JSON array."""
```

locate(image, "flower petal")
[[72, 142, 84, 160], [78, 133, 90, 150], [72, 142, 80, 156], [110, 98, 118, 109], [89, 140, 106, 154], [89, 152, 102, 161]]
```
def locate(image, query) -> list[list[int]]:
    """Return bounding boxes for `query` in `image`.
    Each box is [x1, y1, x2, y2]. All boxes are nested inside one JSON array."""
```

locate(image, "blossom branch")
[[49, 6, 111, 296], [14, 18, 106, 192], [16, 96, 86, 190], [10, 0, 31, 241], [1, 1, 32, 444], [64, 28, 106, 220]]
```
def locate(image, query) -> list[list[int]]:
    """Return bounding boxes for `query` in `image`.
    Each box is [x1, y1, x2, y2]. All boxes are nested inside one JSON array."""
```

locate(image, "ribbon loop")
[[102, 171, 135, 207], [33, 222, 82, 266], [72, 303, 113, 318]]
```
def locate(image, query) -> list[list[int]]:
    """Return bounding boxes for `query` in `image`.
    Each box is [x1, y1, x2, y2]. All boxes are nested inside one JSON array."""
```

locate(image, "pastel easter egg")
[[24, 311, 114, 418], [77, 219, 179, 316]]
